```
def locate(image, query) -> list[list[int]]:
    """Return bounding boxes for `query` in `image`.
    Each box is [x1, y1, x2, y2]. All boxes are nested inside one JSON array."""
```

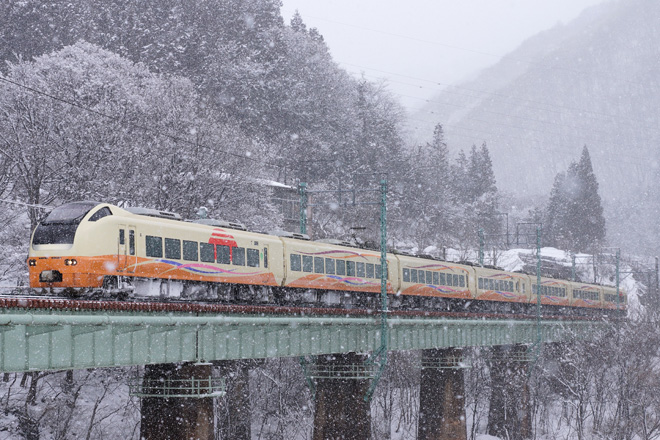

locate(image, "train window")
[[439, 273, 446, 285], [290, 254, 302, 271], [263, 248, 268, 268], [146, 236, 163, 258], [356, 262, 365, 278], [200, 243, 215, 262], [488, 279, 494, 291], [336, 260, 346, 275], [446, 273, 453, 286], [366, 263, 374, 278], [478, 278, 483, 289], [325, 258, 335, 274], [424, 271, 431, 284], [129, 230, 135, 255], [233, 247, 246, 266], [522, 283, 525, 294], [119, 230, 125, 245], [302, 255, 313, 272], [88, 207, 112, 222], [411, 269, 418, 283], [375, 264, 382, 279], [217, 245, 230, 264], [165, 239, 181, 260], [247, 249, 260, 267], [508, 281, 513, 292], [433, 272, 439, 285], [403, 268, 410, 282], [459, 275, 465, 288], [314, 257, 324, 273], [532, 284, 537, 294], [346, 261, 356, 277], [183, 240, 198, 261]]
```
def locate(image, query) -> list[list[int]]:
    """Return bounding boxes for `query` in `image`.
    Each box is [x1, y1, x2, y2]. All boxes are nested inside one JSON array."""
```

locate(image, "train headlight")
[[65, 259, 78, 266], [28, 259, 37, 267]]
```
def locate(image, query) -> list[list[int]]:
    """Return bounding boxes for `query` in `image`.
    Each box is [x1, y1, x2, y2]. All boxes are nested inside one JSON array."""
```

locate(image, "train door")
[[117, 226, 127, 272], [117, 225, 137, 273], [127, 226, 136, 273]]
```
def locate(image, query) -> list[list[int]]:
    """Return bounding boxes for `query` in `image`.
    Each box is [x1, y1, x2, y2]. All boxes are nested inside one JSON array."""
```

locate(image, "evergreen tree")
[[545, 146, 605, 251]]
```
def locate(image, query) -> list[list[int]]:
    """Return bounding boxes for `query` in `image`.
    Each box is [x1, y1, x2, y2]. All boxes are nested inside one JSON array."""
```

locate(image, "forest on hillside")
[[2, 2, 660, 440], [0, 0, 516, 285]]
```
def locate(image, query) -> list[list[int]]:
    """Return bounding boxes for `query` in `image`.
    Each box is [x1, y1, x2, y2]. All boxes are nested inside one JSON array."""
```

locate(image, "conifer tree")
[[545, 146, 605, 251]]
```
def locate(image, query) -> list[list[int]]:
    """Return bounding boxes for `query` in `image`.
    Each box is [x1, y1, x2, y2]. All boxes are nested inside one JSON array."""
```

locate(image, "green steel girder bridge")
[[0, 297, 612, 373]]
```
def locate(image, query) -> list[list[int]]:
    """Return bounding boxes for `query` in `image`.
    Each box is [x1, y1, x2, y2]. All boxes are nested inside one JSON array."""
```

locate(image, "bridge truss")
[[0, 298, 611, 373]]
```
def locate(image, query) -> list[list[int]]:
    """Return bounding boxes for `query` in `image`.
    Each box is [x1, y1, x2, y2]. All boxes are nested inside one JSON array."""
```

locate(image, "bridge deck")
[[0, 298, 613, 372]]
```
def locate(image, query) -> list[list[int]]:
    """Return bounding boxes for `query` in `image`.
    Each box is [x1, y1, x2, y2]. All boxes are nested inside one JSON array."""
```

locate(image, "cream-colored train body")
[[281, 238, 398, 305], [396, 254, 473, 300], [28, 202, 284, 297], [28, 202, 626, 314], [472, 266, 531, 304]]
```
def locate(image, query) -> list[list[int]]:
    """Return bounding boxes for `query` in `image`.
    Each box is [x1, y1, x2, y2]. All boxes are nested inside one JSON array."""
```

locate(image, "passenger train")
[[27, 202, 626, 316]]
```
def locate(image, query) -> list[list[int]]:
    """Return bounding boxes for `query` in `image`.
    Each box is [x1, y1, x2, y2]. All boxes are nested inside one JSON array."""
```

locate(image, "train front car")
[[28, 201, 116, 291]]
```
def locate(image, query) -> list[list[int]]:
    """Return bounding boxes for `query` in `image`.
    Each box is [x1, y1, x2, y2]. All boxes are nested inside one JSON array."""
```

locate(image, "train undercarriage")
[[30, 275, 620, 320]]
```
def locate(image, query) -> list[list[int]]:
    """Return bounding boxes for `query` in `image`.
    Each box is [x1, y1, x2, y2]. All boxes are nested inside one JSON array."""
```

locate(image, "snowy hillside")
[[411, 0, 660, 255]]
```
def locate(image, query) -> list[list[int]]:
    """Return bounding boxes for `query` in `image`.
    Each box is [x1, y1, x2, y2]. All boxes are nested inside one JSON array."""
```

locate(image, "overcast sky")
[[280, 0, 607, 111]]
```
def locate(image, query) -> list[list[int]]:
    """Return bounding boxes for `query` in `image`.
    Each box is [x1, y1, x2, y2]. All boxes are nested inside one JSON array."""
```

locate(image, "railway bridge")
[[0, 295, 615, 440]]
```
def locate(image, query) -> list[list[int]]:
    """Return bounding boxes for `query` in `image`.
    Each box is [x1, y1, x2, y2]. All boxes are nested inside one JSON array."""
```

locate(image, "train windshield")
[[32, 202, 99, 245]]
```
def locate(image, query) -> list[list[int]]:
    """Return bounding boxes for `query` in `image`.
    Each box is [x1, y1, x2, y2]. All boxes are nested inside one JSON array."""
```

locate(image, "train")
[[27, 201, 627, 316]]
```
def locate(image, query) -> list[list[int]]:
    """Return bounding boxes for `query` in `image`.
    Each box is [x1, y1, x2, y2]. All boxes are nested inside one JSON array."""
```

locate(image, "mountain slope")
[[411, 0, 660, 254]]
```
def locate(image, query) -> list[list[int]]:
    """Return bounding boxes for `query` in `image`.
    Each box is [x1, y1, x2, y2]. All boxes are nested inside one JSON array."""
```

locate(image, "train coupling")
[[39, 270, 63, 283]]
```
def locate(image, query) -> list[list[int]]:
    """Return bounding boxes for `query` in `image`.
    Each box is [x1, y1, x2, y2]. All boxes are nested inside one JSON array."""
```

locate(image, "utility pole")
[[297, 178, 389, 402]]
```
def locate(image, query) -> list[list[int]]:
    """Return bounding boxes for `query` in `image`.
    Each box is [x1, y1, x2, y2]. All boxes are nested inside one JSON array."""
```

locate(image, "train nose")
[[39, 270, 63, 283]]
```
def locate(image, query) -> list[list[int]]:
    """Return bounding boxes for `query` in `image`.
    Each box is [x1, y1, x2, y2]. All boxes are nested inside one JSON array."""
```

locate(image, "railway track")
[[0, 295, 608, 322]]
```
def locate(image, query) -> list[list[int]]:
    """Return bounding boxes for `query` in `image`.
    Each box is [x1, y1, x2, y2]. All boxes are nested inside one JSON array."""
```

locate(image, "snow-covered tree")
[[545, 146, 606, 251]]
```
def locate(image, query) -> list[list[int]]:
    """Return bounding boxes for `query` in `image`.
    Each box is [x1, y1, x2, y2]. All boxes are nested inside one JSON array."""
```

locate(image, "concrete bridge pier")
[[216, 360, 252, 440], [312, 352, 372, 440], [487, 345, 532, 440], [417, 347, 467, 440], [140, 362, 214, 440]]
